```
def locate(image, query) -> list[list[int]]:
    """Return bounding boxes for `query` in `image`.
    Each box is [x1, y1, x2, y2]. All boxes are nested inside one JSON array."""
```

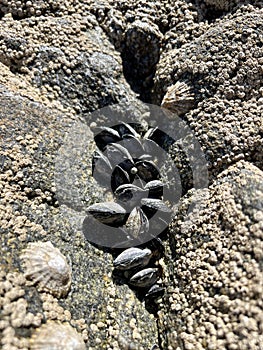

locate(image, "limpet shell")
[[161, 81, 194, 116], [20, 241, 72, 298], [30, 321, 85, 350]]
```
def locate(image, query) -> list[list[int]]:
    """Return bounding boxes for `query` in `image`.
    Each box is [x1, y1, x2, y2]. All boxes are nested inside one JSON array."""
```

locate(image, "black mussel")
[[121, 135, 145, 158], [144, 127, 175, 149], [125, 207, 149, 239], [135, 160, 160, 183], [111, 165, 131, 193], [114, 122, 140, 139], [106, 143, 134, 169], [144, 180, 164, 199], [94, 126, 121, 151], [129, 267, 160, 288], [146, 237, 165, 260], [141, 198, 171, 214], [86, 202, 127, 226], [141, 198, 172, 232], [92, 150, 112, 186], [114, 184, 146, 205], [113, 247, 152, 270], [145, 284, 165, 301]]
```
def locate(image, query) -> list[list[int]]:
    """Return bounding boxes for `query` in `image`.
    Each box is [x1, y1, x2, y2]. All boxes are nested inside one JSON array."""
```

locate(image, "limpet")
[[161, 81, 194, 116], [30, 321, 85, 350], [20, 241, 72, 298]]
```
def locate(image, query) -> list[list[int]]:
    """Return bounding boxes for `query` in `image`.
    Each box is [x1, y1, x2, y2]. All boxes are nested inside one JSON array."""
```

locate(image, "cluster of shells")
[[86, 121, 173, 308]]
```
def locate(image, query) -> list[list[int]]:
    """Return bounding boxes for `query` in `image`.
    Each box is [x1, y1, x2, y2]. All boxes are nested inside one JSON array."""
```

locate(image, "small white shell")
[[30, 321, 85, 350], [161, 81, 194, 116], [20, 241, 72, 298]]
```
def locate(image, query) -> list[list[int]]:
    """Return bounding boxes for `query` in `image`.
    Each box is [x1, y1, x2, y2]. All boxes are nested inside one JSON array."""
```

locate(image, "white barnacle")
[[30, 321, 85, 350], [161, 81, 195, 116], [20, 241, 72, 298]]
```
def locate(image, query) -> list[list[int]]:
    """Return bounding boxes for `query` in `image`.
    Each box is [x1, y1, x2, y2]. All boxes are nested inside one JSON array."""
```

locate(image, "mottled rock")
[[0, 83, 157, 349], [0, 13, 140, 114]]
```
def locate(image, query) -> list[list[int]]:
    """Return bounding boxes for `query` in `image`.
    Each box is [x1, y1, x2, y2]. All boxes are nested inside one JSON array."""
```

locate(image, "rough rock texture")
[[159, 161, 263, 350], [154, 7, 263, 104], [0, 1, 262, 350], [154, 6, 263, 179]]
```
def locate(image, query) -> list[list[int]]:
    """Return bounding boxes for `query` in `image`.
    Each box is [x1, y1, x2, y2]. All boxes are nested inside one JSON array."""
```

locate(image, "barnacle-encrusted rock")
[[0, 0, 61, 18], [30, 321, 85, 350], [159, 161, 263, 349], [0, 13, 142, 115], [154, 8, 263, 103], [20, 241, 72, 298], [161, 81, 195, 116], [154, 7, 263, 179], [203, 0, 239, 11], [122, 19, 163, 97]]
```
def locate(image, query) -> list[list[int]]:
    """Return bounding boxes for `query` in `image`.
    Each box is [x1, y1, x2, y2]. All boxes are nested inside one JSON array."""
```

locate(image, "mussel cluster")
[[86, 122, 173, 309]]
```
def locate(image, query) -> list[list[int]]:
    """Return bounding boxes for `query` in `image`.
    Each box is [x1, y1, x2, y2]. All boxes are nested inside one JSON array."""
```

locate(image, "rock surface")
[[160, 161, 263, 349], [0, 1, 262, 350]]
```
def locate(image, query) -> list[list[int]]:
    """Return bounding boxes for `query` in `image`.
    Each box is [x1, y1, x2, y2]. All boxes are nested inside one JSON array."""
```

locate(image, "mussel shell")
[[111, 165, 131, 193], [114, 122, 140, 139], [141, 198, 171, 213], [92, 150, 112, 186], [86, 202, 127, 226], [135, 160, 160, 183], [94, 126, 121, 151], [144, 127, 175, 150], [114, 184, 146, 205], [144, 180, 164, 199], [83, 215, 134, 249], [145, 284, 165, 300], [113, 247, 152, 270], [146, 237, 165, 260], [141, 199, 172, 233], [121, 135, 145, 158], [125, 207, 149, 239], [129, 267, 160, 288], [106, 143, 134, 168]]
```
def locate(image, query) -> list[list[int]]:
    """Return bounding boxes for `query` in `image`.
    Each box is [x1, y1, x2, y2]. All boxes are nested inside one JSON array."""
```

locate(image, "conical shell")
[[30, 321, 85, 350], [20, 241, 71, 298], [161, 81, 194, 116]]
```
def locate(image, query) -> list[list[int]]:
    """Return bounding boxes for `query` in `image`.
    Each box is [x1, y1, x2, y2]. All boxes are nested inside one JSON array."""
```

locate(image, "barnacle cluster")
[[86, 122, 173, 308]]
